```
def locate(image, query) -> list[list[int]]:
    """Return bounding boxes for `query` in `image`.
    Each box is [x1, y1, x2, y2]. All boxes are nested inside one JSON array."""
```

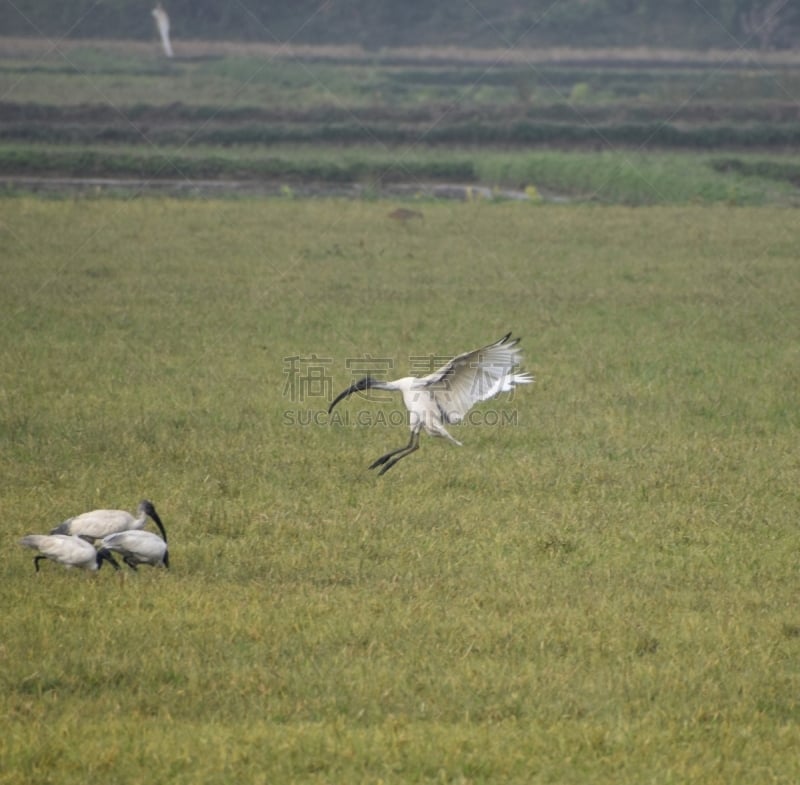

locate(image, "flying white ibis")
[[152, 3, 174, 58], [20, 534, 120, 573], [50, 500, 166, 543], [102, 530, 169, 571], [328, 332, 533, 475]]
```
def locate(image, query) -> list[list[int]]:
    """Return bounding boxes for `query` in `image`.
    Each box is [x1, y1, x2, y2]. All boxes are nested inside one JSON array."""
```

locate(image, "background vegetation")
[[1, 198, 799, 783], [1, 40, 800, 204], [2, 0, 800, 50]]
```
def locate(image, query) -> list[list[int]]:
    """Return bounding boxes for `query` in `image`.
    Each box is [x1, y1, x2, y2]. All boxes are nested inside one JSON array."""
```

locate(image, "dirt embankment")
[[3, 36, 800, 67]]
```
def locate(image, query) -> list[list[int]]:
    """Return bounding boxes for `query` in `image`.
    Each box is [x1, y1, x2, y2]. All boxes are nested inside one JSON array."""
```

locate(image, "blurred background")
[[2, 0, 799, 51]]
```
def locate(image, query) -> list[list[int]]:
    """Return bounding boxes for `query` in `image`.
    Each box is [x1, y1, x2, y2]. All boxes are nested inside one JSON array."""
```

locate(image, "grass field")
[[3, 143, 799, 205], [1, 197, 798, 783]]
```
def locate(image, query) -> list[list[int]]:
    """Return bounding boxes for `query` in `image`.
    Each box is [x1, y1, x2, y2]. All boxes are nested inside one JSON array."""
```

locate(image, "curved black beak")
[[97, 548, 121, 571], [148, 509, 168, 544], [328, 376, 372, 414]]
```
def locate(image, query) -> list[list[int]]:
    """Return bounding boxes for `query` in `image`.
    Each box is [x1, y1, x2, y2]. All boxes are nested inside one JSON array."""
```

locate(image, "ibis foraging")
[[51, 500, 166, 543], [102, 530, 169, 571], [328, 332, 533, 475], [20, 534, 120, 573]]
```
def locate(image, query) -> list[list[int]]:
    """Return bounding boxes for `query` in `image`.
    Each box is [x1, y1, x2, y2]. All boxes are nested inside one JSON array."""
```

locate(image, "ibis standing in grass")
[[51, 500, 166, 543], [328, 332, 533, 475], [20, 535, 120, 573]]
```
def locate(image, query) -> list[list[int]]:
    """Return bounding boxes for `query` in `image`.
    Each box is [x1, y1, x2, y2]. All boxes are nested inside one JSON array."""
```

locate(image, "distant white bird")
[[50, 500, 166, 543], [102, 530, 169, 571], [152, 3, 174, 58], [20, 534, 120, 573], [328, 332, 533, 475]]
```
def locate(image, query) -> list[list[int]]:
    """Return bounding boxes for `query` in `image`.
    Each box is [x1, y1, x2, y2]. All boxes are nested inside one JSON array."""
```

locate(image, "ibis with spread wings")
[[328, 333, 533, 475]]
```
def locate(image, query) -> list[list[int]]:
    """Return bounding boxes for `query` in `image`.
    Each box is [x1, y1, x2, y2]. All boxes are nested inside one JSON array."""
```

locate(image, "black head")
[[97, 548, 121, 571], [139, 500, 167, 543], [328, 376, 374, 414]]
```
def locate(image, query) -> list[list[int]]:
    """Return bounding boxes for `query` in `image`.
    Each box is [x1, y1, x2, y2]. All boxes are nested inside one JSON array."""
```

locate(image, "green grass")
[[3, 42, 800, 150], [3, 38, 800, 214], [3, 43, 800, 108], [1, 198, 799, 783], [2, 143, 799, 205]]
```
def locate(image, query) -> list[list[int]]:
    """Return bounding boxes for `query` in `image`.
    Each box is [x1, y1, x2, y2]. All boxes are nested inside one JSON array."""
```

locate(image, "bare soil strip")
[[3, 36, 800, 68]]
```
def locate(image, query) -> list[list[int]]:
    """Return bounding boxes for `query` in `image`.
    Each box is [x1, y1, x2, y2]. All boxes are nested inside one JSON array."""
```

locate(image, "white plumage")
[[51, 500, 166, 543], [20, 534, 120, 572], [152, 3, 174, 58], [103, 530, 169, 570], [328, 332, 533, 474]]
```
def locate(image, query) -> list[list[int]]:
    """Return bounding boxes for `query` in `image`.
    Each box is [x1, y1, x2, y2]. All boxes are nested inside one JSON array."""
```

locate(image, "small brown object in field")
[[388, 208, 424, 223]]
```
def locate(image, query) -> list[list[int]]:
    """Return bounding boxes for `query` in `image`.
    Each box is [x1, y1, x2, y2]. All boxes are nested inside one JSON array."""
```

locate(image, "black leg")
[[371, 430, 421, 475], [369, 430, 418, 470], [369, 445, 408, 469], [378, 438, 420, 475]]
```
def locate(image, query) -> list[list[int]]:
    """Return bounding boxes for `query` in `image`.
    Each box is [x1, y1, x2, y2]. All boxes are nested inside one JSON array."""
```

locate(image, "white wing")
[[51, 509, 136, 539], [418, 333, 533, 423], [20, 534, 96, 566], [104, 531, 166, 563]]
